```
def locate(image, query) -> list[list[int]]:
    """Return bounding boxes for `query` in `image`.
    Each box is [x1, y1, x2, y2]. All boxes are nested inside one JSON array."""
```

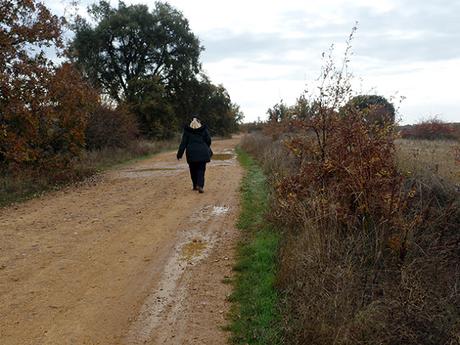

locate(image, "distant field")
[[395, 139, 459, 185]]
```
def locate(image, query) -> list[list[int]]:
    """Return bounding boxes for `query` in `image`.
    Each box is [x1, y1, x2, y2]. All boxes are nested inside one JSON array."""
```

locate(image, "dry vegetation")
[[242, 132, 459, 345], [396, 139, 460, 185], [0, 138, 178, 207], [240, 28, 459, 344]]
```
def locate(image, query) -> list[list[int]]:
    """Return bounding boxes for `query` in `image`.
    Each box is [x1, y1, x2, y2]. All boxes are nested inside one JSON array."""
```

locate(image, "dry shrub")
[[240, 132, 273, 159], [77, 137, 179, 171], [247, 133, 460, 345], [401, 118, 458, 141], [85, 104, 139, 150], [1, 62, 99, 180], [241, 132, 296, 187], [244, 27, 459, 344]]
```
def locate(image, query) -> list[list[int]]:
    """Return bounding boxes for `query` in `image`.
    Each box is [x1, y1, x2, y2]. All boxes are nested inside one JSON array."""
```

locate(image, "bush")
[[244, 130, 460, 345], [401, 118, 457, 140], [85, 105, 139, 150], [1, 63, 98, 172]]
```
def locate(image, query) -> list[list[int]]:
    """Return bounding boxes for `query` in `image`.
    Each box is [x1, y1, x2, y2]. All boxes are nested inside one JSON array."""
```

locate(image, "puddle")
[[181, 239, 207, 260], [212, 206, 229, 215], [115, 165, 184, 179], [189, 205, 230, 223], [130, 167, 178, 172], [212, 153, 234, 160]]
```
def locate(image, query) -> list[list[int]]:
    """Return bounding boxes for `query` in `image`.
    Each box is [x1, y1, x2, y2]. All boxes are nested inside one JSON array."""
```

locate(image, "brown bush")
[[85, 105, 139, 150], [401, 118, 458, 140], [1, 62, 98, 174]]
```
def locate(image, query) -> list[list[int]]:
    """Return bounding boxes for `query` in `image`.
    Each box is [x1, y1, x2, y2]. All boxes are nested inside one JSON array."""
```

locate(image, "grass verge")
[[227, 147, 282, 345]]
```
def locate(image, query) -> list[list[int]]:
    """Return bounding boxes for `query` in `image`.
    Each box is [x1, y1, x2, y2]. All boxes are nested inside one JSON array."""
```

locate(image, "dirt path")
[[0, 136, 242, 345]]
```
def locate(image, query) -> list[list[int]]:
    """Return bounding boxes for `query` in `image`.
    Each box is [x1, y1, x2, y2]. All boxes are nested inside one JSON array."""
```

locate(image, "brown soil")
[[0, 137, 242, 345]]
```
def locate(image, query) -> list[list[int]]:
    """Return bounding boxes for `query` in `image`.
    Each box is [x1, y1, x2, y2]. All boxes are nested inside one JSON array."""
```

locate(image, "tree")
[[267, 100, 291, 123], [344, 95, 396, 126], [193, 78, 242, 136], [70, 0, 202, 103], [165, 74, 242, 136], [0, 0, 97, 170], [128, 77, 176, 139]]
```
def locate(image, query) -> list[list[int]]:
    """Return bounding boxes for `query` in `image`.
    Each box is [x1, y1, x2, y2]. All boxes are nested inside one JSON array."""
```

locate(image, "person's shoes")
[[193, 186, 198, 190], [197, 186, 204, 193]]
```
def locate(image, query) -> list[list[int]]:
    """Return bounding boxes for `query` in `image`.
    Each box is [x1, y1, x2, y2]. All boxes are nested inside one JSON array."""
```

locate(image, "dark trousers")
[[188, 162, 207, 188]]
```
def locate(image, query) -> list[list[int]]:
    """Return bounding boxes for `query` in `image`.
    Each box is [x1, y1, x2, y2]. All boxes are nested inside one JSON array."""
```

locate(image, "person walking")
[[177, 117, 212, 193]]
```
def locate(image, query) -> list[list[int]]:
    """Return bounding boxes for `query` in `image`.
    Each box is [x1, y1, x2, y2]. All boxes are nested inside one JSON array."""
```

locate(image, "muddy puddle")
[[130, 167, 178, 172], [211, 206, 229, 215], [189, 205, 230, 223], [124, 229, 212, 345], [115, 165, 185, 179], [212, 153, 234, 160], [181, 239, 207, 260]]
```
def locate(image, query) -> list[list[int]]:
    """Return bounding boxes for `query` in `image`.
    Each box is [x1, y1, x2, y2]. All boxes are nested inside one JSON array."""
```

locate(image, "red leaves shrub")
[[41, 64, 98, 167], [267, 105, 459, 344], [1, 61, 97, 171], [401, 118, 457, 140]]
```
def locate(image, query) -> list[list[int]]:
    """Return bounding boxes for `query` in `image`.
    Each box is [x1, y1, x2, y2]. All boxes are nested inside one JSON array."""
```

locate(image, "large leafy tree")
[[71, 0, 202, 103]]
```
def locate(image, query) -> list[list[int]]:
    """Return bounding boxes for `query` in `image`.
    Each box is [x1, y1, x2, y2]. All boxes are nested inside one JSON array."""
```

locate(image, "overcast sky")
[[50, 0, 460, 124]]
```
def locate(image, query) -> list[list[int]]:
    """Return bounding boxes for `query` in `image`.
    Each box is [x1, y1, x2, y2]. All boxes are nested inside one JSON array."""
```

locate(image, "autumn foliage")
[[0, 0, 98, 173], [400, 117, 458, 140]]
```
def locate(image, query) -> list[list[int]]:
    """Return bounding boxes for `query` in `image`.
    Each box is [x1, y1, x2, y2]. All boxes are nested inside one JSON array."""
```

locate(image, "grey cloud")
[[200, 1, 460, 68], [352, 1, 460, 63], [200, 30, 344, 63]]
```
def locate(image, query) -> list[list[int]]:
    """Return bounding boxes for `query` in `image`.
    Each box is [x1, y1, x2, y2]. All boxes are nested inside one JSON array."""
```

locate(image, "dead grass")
[[396, 138, 459, 185], [77, 139, 178, 171]]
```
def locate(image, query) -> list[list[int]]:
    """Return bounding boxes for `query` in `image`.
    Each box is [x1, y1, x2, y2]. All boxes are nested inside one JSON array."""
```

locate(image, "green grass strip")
[[228, 147, 282, 345]]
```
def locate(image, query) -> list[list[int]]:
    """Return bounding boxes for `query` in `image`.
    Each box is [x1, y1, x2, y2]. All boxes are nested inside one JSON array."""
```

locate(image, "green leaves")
[[71, 1, 202, 103]]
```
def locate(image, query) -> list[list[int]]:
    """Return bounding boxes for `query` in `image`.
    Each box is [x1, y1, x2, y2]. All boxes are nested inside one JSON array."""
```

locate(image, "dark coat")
[[177, 125, 212, 163]]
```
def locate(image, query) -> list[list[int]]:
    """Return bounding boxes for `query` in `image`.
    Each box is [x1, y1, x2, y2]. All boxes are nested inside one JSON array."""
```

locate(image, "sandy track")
[[0, 137, 242, 345]]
